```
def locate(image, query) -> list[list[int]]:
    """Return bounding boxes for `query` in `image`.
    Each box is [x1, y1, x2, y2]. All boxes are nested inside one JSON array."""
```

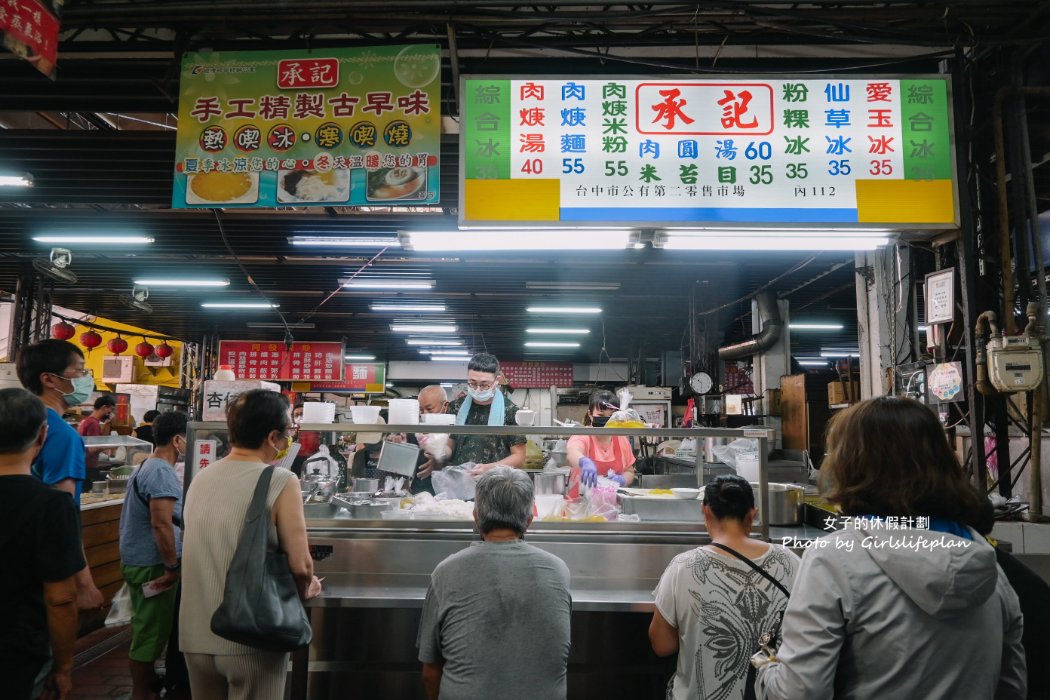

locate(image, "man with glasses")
[[16, 339, 105, 610], [447, 353, 526, 476]]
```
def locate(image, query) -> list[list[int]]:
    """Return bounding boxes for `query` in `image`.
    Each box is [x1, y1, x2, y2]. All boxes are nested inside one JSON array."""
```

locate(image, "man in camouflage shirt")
[[446, 353, 526, 476]]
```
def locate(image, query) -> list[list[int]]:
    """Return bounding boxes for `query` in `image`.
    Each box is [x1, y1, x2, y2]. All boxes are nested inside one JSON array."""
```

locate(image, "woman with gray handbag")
[[179, 390, 322, 699]]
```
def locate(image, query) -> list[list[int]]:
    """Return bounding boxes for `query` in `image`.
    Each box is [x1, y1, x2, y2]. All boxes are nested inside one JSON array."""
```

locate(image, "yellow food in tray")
[[647, 488, 675, 495], [189, 171, 253, 202]]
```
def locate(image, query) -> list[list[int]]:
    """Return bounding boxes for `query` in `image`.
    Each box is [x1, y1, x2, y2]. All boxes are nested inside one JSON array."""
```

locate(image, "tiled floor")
[[71, 626, 134, 699]]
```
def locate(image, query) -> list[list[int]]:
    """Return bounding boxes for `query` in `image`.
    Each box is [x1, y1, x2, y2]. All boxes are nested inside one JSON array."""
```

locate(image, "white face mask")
[[467, 385, 496, 402]]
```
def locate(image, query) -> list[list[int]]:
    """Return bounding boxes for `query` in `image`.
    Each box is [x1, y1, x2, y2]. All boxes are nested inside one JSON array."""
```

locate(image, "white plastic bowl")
[[349, 405, 382, 424], [671, 488, 701, 500]]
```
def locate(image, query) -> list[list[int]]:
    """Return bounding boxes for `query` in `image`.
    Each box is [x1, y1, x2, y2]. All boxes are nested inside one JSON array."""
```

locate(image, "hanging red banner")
[[0, 0, 60, 80]]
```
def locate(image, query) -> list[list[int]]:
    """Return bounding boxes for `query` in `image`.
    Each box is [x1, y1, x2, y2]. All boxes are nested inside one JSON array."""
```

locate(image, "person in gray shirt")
[[417, 466, 571, 700]]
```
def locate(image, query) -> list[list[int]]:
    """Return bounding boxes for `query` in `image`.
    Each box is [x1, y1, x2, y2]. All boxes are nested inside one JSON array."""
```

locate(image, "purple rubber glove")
[[579, 457, 598, 487], [607, 472, 627, 487]]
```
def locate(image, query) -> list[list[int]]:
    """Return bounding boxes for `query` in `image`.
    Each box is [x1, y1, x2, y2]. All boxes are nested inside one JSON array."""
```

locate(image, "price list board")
[[500, 361, 574, 388], [218, 340, 345, 381], [305, 363, 387, 393]]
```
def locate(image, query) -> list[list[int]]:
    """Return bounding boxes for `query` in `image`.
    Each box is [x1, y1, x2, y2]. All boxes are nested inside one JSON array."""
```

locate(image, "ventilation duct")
[[717, 291, 783, 361]]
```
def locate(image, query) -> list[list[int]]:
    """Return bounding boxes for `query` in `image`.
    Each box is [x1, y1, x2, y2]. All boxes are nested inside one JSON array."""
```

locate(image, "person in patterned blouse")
[[446, 353, 526, 477]]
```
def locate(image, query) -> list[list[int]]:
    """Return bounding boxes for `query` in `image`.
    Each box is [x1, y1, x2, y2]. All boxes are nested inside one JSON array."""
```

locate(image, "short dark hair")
[[703, 474, 755, 521], [820, 396, 983, 525], [226, 389, 290, 449], [0, 388, 47, 454], [467, 352, 500, 375], [143, 410, 160, 423], [15, 339, 84, 395], [153, 411, 188, 447], [585, 389, 618, 425], [94, 394, 117, 410]]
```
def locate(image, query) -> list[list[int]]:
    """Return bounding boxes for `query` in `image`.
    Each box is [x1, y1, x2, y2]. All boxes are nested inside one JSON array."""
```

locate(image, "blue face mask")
[[55, 373, 95, 407], [467, 385, 496, 402]]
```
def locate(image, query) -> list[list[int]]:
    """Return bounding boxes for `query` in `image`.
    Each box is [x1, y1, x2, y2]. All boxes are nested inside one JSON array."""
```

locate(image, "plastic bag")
[[105, 583, 133, 627], [432, 464, 477, 501], [712, 437, 760, 468], [416, 433, 451, 462]]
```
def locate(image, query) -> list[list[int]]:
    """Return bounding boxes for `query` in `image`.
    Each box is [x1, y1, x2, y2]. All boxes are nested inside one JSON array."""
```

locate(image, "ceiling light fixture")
[[405, 339, 463, 346], [789, 323, 845, 331], [289, 236, 400, 247], [246, 322, 316, 329], [135, 278, 230, 287], [370, 304, 447, 312], [345, 354, 376, 361], [0, 174, 32, 187], [401, 229, 635, 251], [525, 282, 621, 291], [34, 235, 154, 244], [391, 324, 457, 333], [526, 306, 602, 314], [525, 328, 591, 335], [797, 360, 830, 366], [657, 231, 889, 251], [524, 341, 581, 348], [427, 356, 471, 362], [341, 279, 435, 289], [418, 349, 471, 356], [201, 302, 279, 309], [819, 350, 860, 358]]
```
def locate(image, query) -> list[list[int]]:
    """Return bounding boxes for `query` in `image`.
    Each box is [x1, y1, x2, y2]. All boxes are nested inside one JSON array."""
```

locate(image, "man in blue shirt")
[[120, 410, 187, 699], [17, 338, 104, 610]]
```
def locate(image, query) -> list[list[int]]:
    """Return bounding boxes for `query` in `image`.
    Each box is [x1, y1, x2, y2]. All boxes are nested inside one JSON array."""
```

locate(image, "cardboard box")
[[827, 380, 860, 406]]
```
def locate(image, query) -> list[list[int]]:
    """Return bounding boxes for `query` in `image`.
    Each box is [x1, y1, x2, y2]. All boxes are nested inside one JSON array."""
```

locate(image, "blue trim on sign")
[[559, 207, 858, 223]]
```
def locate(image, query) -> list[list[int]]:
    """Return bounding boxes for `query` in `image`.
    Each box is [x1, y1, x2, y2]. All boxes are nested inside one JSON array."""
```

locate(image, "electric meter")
[[986, 335, 1044, 393]]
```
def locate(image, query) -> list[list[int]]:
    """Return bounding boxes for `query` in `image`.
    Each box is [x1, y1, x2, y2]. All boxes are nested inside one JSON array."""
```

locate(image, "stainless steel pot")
[[351, 477, 379, 493], [534, 472, 567, 496], [752, 482, 804, 525]]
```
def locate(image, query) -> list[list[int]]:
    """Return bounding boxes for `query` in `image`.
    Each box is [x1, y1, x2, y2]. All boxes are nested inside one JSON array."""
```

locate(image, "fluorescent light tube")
[[370, 304, 446, 312], [406, 339, 463, 346], [525, 282, 621, 291], [289, 236, 400, 247], [342, 279, 434, 289], [201, 302, 279, 309], [34, 235, 154, 244], [428, 356, 471, 362], [403, 229, 633, 251], [391, 324, 457, 333], [526, 328, 590, 335], [419, 350, 471, 356], [660, 235, 888, 251], [0, 174, 32, 187], [525, 341, 581, 348], [345, 354, 376, 361], [789, 323, 844, 330], [526, 306, 602, 314], [135, 278, 230, 287], [797, 360, 830, 366], [819, 351, 860, 358]]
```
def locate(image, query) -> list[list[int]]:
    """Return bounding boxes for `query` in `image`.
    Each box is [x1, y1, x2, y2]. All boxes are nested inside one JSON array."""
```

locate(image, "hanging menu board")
[[0, 0, 60, 79], [303, 363, 387, 394], [173, 44, 441, 208], [500, 361, 574, 388], [460, 75, 956, 229], [218, 340, 345, 381]]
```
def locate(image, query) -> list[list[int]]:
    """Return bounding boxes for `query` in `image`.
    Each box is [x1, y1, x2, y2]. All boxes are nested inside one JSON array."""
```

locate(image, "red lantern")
[[107, 337, 128, 355], [155, 342, 174, 359], [80, 330, 102, 350], [52, 322, 76, 340], [134, 341, 155, 359]]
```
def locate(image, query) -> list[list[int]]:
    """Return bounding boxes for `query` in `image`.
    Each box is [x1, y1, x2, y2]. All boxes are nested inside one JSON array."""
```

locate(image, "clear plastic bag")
[[432, 464, 477, 501], [712, 438, 759, 468], [105, 583, 133, 627]]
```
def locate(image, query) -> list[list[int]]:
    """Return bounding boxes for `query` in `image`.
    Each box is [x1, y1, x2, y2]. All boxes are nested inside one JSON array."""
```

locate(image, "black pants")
[[0, 651, 48, 699], [163, 584, 189, 694]]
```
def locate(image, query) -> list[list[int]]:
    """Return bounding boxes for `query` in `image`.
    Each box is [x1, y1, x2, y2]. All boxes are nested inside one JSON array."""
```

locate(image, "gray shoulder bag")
[[210, 466, 312, 651]]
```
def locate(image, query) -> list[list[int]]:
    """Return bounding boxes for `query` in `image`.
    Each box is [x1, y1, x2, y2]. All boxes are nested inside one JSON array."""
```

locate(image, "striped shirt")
[[178, 458, 297, 656]]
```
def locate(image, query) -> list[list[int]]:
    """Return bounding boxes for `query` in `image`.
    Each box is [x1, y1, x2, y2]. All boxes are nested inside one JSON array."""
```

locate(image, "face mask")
[[591, 415, 610, 428], [57, 373, 95, 407], [467, 386, 496, 402], [269, 437, 290, 465]]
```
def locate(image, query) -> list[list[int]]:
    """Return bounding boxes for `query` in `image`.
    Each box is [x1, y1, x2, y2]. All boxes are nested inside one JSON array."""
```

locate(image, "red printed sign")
[[0, 0, 60, 79], [635, 82, 775, 135], [277, 58, 339, 89], [218, 340, 345, 381], [308, 363, 387, 393], [500, 361, 574, 389]]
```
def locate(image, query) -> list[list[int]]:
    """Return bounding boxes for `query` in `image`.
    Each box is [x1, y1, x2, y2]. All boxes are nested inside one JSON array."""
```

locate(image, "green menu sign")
[[173, 45, 441, 209]]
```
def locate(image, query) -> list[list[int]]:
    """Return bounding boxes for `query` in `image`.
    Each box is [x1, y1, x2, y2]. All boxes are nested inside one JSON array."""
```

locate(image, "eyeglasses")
[[51, 369, 91, 379], [467, 381, 495, 391]]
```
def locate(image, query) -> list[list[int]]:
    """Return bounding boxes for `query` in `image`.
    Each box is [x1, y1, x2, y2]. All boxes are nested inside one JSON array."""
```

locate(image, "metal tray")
[[618, 493, 704, 522]]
